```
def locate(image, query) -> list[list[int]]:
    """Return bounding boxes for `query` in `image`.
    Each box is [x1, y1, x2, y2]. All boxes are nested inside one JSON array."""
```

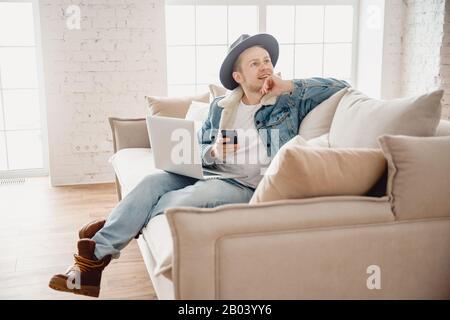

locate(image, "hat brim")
[[219, 33, 279, 90]]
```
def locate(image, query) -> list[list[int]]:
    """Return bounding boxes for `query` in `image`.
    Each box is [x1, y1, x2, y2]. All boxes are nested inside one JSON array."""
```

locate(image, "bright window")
[[165, 0, 357, 96], [268, 5, 354, 82], [165, 3, 259, 96], [0, 1, 47, 176]]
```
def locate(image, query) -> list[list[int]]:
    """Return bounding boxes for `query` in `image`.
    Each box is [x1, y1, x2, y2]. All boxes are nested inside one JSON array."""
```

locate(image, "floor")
[[0, 177, 157, 300]]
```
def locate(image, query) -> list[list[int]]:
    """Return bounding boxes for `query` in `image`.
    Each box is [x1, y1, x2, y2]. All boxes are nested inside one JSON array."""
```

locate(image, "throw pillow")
[[185, 100, 210, 123], [378, 134, 450, 220], [209, 84, 228, 100], [329, 88, 443, 148], [250, 135, 386, 203], [298, 87, 348, 139], [145, 92, 210, 119], [306, 133, 330, 148]]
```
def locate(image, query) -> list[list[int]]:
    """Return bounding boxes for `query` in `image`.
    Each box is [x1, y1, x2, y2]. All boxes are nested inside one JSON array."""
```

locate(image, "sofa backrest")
[[145, 92, 210, 119], [298, 88, 347, 140]]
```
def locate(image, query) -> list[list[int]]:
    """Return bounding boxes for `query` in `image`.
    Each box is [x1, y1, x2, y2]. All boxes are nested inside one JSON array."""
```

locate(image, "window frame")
[[0, 0, 49, 178], [165, 0, 359, 92]]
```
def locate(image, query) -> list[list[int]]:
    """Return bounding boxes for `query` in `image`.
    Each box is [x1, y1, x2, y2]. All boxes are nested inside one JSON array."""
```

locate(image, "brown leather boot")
[[78, 218, 106, 239], [78, 218, 140, 239], [49, 239, 111, 298]]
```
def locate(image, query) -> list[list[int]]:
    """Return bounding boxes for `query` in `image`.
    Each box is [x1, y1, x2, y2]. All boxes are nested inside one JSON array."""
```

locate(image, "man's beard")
[[241, 71, 273, 94], [242, 77, 265, 94]]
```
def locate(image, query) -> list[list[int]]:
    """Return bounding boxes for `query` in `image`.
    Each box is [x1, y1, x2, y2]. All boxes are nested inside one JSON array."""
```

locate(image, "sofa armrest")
[[108, 117, 150, 152], [108, 117, 150, 200], [165, 196, 395, 299]]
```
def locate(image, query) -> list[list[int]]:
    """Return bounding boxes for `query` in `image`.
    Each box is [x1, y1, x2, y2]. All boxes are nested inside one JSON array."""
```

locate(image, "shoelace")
[[70, 254, 106, 273]]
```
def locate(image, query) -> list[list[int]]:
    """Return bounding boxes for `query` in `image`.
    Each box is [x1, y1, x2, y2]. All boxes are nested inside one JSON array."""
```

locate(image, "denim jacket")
[[198, 77, 350, 166]]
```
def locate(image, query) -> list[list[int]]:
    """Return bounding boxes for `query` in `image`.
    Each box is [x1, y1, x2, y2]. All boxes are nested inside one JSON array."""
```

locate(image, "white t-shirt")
[[215, 100, 272, 188]]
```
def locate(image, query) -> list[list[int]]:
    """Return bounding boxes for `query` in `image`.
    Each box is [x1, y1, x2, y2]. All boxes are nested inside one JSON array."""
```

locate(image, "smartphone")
[[221, 129, 238, 144]]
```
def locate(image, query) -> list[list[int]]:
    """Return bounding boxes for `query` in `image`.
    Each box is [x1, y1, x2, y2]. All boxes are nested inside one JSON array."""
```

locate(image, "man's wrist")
[[202, 145, 216, 165]]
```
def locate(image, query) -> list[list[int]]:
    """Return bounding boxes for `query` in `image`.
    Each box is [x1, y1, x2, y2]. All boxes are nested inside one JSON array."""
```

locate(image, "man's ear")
[[232, 71, 242, 84]]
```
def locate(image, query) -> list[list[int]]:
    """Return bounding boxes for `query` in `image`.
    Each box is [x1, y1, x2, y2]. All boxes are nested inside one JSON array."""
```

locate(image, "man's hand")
[[210, 136, 239, 161], [260, 74, 294, 96]]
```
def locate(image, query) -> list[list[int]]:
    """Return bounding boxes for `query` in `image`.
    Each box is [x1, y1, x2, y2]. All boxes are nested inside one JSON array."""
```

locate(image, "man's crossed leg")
[[48, 172, 254, 297]]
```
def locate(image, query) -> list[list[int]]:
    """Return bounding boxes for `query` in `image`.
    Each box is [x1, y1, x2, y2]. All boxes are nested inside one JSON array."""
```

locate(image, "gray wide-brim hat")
[[219, 33, 279, 90]]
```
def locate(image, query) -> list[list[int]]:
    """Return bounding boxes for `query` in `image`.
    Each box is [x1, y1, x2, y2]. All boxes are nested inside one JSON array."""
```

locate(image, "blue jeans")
[[92, 172, 254, 260]]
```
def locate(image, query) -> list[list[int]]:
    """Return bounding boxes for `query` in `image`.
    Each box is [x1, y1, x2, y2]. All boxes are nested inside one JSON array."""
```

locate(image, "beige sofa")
[[108, 90, 450, 299]]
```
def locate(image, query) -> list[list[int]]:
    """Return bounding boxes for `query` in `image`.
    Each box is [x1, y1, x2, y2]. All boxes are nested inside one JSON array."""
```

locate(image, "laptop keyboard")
[[203, 170, 220, 176]]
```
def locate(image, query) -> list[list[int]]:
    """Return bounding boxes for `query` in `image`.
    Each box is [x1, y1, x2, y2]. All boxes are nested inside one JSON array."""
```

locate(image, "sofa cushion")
[[329, 88, 443, 148], [209, 83, 228, 99], [436, 119, 450, 136], [109, 148, 161, 197], [142, 214, 173, 276], [378, 134, 450, 220], [145, 92, 210, 119], [298, 88, 347, 139], [250, 135, 387, 203]]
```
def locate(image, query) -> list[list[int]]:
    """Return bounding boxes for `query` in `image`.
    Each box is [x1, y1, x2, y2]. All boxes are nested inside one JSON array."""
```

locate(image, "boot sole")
[[49, 277, 100, 298]]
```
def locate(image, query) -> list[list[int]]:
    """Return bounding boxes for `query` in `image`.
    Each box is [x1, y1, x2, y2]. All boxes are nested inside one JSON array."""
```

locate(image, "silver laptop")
[[146, 116, 246, 180]]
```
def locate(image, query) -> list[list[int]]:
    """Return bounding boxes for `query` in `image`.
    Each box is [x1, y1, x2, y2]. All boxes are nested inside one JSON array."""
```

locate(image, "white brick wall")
[[439, 0, 450, 119], [39, 0, 167, 186], [380, 0, 404, 100], [383, 0, 448, 120], [400, 0, 445, 102]]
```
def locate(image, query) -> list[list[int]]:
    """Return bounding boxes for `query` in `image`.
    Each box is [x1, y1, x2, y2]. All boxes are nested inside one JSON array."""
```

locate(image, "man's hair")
[[232, 45, 265, 72]]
